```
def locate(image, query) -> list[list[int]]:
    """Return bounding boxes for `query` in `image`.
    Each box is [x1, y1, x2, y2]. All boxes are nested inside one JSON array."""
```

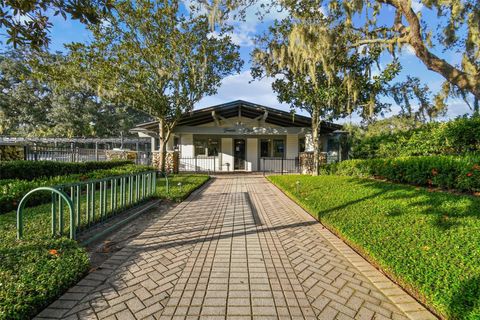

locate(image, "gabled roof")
[[131, 100, 342, 133]]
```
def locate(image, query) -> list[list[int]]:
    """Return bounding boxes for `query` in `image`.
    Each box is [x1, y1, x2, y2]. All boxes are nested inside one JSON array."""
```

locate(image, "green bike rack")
[[17, 187, 75, 240]]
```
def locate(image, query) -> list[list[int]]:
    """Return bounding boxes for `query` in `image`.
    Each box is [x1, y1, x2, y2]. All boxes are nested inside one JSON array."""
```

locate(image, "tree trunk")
[[392, 0, 480, 100], [158, 119, 167, 172], [311, 110, 322, 176]]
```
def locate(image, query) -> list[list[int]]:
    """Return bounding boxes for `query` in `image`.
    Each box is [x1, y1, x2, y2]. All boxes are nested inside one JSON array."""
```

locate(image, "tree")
[[0, 0, 111, 50], [252, 17, 397, 174], [0, 49, 150, 137], [0, 49, 51, 135], [58, 0, 242, 171], [202, 0, 480, 101], [389, 76, 447, 123]]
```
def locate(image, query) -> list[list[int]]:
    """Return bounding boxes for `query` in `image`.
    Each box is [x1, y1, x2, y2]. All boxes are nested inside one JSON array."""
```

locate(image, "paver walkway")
[[36, 175, 437, 320]]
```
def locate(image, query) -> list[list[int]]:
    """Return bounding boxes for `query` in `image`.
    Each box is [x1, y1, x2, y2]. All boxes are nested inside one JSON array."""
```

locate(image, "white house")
[[131, 100, 345, 172]]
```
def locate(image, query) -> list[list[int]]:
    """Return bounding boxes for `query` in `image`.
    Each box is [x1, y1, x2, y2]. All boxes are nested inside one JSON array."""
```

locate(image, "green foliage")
[[0, 173, 208, 319], [0, 160, 133, 180], [0, 50, 151, 137], [351, 117, 480, 159], [0, 0, 110, 50], [0, 238, 89, 320], [325, 156, 480, 192], [269, 175, 480, 319], [0, 163, 152, 214], [156, 174, 210, 202]]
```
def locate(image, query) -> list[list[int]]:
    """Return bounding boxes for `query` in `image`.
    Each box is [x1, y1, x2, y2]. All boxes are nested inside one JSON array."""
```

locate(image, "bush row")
[[0, 164, 152, 214], [351, 117, 480, 159], [0, 160, 134, 180], [324, 155, 480, 192]]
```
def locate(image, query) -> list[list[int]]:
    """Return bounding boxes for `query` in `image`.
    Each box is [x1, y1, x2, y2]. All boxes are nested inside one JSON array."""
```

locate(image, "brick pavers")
[[36, 175, 437, 320]]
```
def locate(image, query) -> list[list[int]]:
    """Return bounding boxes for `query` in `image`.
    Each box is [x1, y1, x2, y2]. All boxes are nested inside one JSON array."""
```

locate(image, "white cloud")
[[411, 0, 424, 13], [183, 0, 289, 48], [195, 70, 296, 113], [399, 44, 416, 57]]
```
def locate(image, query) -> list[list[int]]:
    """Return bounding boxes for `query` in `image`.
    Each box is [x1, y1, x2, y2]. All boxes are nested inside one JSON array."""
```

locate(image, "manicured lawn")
[[268, 175, 480, 320], [156, 174, 210, 202], [0, 172, 209, 320]]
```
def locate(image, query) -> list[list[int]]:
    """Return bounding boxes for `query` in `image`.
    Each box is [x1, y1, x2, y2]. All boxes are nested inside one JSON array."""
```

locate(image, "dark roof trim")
[[132, 100, 342, 132]]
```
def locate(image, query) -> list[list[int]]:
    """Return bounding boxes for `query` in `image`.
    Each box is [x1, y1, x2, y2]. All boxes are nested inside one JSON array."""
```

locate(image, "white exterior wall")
[[246, 138, 258, 171], [221, 138, 233, 172], [304, 133, 328, 152], [286, 134, 298, 159], [180, 134, 194, 157]]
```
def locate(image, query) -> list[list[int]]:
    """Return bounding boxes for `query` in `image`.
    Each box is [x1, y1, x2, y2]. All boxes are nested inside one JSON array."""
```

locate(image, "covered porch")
[[130, 100, 346, 173]]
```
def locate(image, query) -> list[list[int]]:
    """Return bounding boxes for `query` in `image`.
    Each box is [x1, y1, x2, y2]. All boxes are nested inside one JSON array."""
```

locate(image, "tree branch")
[[378, 0, 480, 99]]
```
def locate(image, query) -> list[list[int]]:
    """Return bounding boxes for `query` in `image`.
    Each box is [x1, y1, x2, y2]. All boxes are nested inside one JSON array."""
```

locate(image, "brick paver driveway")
[[37, 175, 436, 320]]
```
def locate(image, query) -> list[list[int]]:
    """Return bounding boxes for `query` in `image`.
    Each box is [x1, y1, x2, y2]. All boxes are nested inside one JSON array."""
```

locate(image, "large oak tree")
[[252, 17, 397, 174], [56, 0, 242, 171], [201, 0, 480, 102]]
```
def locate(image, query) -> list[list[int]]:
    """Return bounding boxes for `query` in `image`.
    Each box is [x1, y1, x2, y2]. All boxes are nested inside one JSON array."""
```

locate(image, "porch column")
[[246, 138, 258, 171], [150, 137, 156, 153], [286, 134, 299, 159], [221, 138, 233, 172]]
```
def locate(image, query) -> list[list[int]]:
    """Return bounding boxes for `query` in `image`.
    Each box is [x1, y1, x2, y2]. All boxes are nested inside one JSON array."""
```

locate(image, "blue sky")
[[9, 1, 474, 123]]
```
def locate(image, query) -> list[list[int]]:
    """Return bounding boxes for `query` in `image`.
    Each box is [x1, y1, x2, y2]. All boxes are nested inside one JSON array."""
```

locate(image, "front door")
[[234, 139, 246, 170]]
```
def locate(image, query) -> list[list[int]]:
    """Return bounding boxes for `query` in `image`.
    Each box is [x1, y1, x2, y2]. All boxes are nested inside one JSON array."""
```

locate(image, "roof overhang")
[[131, 100, 342, 134]]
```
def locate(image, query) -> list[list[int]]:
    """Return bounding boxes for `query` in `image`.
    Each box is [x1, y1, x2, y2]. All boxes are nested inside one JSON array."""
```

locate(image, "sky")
[[5, 1, 474, 124]]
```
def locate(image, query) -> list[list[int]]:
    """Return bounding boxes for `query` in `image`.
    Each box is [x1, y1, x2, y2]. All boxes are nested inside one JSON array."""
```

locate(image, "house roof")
[[131, 100, 342, 133]]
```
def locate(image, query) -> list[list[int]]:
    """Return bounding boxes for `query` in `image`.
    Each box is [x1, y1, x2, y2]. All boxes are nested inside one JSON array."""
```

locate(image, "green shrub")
[[0, 160, 133, 180], [326, 155, 480, 192], [0, 164, 152, 214], [352, 117, 480, 159], [269, 175, 480, 319], [0, 238, 89, 320]]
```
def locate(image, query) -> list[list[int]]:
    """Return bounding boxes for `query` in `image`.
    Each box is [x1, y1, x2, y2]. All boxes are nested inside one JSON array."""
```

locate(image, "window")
[[194, 137, 220, 156], [327, 138, 339, 153], [273, 139, 285, 157], [173, 136, 180, 150], [260, 139, 271, 157], [298, 137, 306, 153]]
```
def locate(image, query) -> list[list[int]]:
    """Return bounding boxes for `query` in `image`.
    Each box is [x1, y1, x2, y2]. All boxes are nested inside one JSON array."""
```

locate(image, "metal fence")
[[177, 153, 341, 174], [23, 145, 152, 165], [260, 158, 300, 174], [24, 146, 107, 162], [16, 171, 157, 240], [178, 156, 220, 172]]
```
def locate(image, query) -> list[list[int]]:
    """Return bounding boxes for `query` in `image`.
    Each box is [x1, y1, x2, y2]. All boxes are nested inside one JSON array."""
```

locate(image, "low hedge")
[[324, 155, 480, 192], [0, 164, 152, 214], [0, 238, 89, 319], [0, 160, 133, 180]]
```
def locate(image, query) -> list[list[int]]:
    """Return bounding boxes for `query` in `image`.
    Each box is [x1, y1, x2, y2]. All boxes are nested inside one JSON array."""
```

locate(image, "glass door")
[[233, 139, 246, 170]]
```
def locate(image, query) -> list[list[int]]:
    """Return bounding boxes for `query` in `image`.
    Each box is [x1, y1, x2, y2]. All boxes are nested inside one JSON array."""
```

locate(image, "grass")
[[156, 174, 210, 202], [0, 172, 209, 320], [268, 175, 480, 320]]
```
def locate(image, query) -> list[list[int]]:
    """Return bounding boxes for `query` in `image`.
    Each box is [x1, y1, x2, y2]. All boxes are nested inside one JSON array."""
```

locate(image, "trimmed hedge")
[[0, 160, 133, 180], [324, 155, 480, 192], [0, 164, 152, 214], [0, 238, 89, 319]]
